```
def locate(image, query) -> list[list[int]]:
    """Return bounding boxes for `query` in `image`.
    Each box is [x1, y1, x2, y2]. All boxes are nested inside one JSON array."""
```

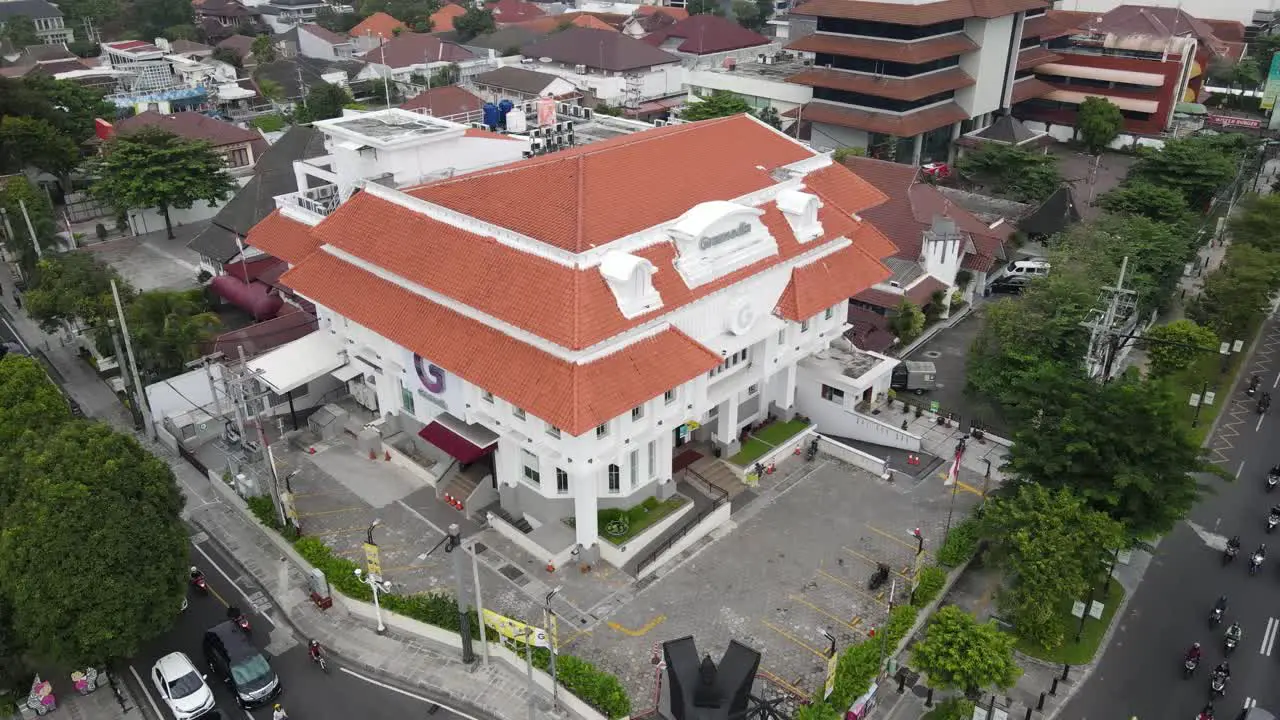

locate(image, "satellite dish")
[[539, 57, 553, 63]]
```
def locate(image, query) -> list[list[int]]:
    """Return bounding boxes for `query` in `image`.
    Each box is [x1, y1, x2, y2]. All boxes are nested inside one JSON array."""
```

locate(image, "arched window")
[[607, 464, 620, 493]]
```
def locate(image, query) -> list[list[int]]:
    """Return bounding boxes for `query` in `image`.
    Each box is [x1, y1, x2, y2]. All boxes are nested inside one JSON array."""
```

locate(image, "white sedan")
[[151, 652, 216, 719]]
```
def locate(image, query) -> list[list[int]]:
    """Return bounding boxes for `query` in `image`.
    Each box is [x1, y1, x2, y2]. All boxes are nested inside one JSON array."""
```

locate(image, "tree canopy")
[[24, 252, 131, 334], [1001, 365, 1206, 539], [250, 34, 278, 64], [1228, 193, 1280, 253], [681, 91, 753, 121], [686, 0, 724, 14], [0, 175, 59, 269], [88, 127, 236, 239], [1056, 213, 1194, 314], [126, 289, 221, 382], [982, 484, 1124, 649], [453, 6, 495, 41], [731, 0, 772, 30], [1129, 134, 1247, 209], [954, 144, 1061, 203], [0, 75, 116, 147], [1, 16, 39, 47], [298, 83, 354, 122], [1142, 319, 1219, 379], [0, 115, 80, 178], [1189, 243, 1280, 341], [1097, 181, 1196, 232], [1076, 96, 1123, 154], [0, 418, 188, 667], [129, 0, 195, 40], [910, 606, 1021, 696]]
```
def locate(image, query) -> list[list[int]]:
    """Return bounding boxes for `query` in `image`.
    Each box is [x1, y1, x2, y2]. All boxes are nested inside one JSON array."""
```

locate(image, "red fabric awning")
[[418, 421, 496, 464]]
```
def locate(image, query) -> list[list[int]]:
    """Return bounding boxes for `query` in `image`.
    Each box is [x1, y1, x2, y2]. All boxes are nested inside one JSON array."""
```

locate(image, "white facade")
[[297, 25, 354, 60], [685, 61, 814, 116], [957, 16, 1018, 118], [520, 59, 685, 104], [1052, 0, 1267, 25]]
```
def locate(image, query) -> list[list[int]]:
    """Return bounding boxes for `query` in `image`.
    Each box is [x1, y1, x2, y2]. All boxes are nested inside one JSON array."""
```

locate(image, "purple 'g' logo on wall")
[[414, 354, 446, 394]]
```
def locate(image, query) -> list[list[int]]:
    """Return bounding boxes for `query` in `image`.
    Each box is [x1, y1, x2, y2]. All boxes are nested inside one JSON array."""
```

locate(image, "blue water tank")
[[497, 99, 514, 128], [482, 102, 499, 130]]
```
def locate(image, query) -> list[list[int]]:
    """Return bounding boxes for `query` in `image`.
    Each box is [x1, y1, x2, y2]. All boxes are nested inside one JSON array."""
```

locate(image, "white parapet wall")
[[638, 501, 732, 580], [817, 435, 888, 476], [597, 498, 694, 569]]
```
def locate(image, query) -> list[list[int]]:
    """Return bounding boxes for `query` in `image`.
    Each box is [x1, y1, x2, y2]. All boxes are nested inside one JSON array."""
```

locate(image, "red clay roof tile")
[[776, 243, 892, 321], [243, 210, 321, 265]]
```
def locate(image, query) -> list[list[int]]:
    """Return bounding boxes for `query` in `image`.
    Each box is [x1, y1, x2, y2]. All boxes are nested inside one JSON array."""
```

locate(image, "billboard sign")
[[1261, 53, 1280, 111], [401, 348, 463, 418]]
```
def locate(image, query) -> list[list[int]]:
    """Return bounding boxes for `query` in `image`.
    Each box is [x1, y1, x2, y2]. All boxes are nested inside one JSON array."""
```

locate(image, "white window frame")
[[664, 389, 677, 405], [513, 407, 526, 420], [607, 464, 620, 493], [556, 468, 569, 494], [647, 440, 656, 479], [631, 405, 644, 421], [630, 449, 640, 489], [521, 449, 540, 485], [546, 423, 561, 438], [596, 423, 610, 438]]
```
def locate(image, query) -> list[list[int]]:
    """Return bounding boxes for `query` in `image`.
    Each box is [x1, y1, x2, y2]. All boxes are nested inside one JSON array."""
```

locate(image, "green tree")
[[982, 484, 1125, 649], [686, 0, 724, 15], [1002, 365, 1206, 539], [681, 90, 752, 121], [0, 420, 188, 667], [1057, 213, 1193, 313], [755, 105, 782, 129], [1076, 96, 1123, 155], [211, 46, 243, 68], [0, 115, 80, 178], [1142, 319, 1218, 378], [88, 127, 236, 239], [1, 16, 40, 48], [1097, 181, 1195, 231], [68, 39, 102, 57], [298, 82, 355, 122], [0, 175, 58, 269], [126, 289, 221, 381], [163, 23, 198, 40], [1229, 193, 1280, 253], [955, 144, 1061, 203], [910, 606, 1021, 696], [315, 5, 363, 33], [257, 77, 285, 102], [1189, 243, 1280, 340], [0, 76, 115, 147], [130, 0, 195, 40], [1130, 134, 1242, 209], [889, 299, 925, 343], [24, 253, 129, 333], [0, 356, 72, 505], [453, 6, 495, 41], [731, 0, 765, 30], [250, 34, 278, 64]]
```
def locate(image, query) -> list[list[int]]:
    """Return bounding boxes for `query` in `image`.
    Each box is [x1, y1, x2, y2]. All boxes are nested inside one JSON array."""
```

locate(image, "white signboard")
[[401, 348, 464, 419]]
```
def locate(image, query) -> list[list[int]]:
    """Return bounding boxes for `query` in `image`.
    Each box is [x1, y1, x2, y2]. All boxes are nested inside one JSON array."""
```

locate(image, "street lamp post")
[[1190, 381, 1214, 428], [544, 586, 563, 714], [943, 436, 968, 541], [353, 568, 391, 634], [444, 524, 475, 665], [366, 518, 381, 545], [820, 629, 837, 658]]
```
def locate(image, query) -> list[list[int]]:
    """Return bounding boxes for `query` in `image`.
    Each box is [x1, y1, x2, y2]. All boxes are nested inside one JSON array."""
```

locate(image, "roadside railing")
[[634, 468, 728, 575]]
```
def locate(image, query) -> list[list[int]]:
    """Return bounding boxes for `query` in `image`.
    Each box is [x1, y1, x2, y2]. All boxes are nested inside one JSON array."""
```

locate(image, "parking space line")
[[607, 615, 667, 637], [760, 620, 828, 659], [310, 524, 379, 537], [558, 627, 592, 648], [336, 543, 407, 556], [128, 665, 165, 719], [789, 595, 858, 631], [817, 569, 885, 605], [758, 668, 812, 702], [864, 524, 923, 553], [297, 506, 367, 518], [841, 547, 913, 581]]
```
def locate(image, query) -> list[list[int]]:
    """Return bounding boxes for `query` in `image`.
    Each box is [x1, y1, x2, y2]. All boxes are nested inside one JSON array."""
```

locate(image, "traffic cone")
[[308, 447, 316, 455], [369, 449, 376, 460], [454, 500, 464, 510], [444, 493, 453, 504], [546, 560, 555, 573], [384, 450, 391, 461], [793, 446, 801, 455]]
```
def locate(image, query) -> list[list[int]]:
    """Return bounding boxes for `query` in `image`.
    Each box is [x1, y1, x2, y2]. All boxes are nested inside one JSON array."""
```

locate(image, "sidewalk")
[[0, 274, 572, 720]]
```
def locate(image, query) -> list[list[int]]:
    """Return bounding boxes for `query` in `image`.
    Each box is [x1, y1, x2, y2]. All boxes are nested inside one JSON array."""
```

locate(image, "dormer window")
[[599, 251, 663, 319], [776, 189, 823, 243]]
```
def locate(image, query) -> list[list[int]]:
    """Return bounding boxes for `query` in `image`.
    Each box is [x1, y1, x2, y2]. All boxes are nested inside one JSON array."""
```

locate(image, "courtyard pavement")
[[1048, 146, 1136, 219], [899, 307, 1010, 438], [79, 221, 207, 292]]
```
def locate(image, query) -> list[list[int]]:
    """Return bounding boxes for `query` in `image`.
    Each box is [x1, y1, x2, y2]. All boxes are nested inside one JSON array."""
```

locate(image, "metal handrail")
[[635, 469, 728, 575]]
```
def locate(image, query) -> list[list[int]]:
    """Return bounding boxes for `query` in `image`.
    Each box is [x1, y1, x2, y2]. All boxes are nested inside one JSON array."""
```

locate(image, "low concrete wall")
[[818, 435, 888, 476], [597, 498, 694, 569], [725, 427, 816, 480], [486, 511, 559, 564], [382, 441, 438, 487], [638, 501, 731, 580]]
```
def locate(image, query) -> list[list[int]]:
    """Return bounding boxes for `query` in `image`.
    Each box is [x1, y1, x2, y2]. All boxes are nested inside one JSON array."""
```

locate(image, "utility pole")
[[107, 319, 142, 430], [444, 524, 476, 664], [296, 64, 308, 108], [17, 200, 42, 259], [1083, 256, 1138, 381], [184, 351, 226, 418], [468, 539, 490, 667], [238, 345, 286, 527], [111, 280, 154, 439]]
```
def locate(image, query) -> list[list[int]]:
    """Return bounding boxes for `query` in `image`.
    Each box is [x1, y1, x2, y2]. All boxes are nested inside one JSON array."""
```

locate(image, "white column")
[[292, 160, 308, 198], [571, 466, 599, 551], [494, 438, 520, 487], [911, 134, 924, 166], [783, 364, 798, 412], [719, 398, 739, 452]]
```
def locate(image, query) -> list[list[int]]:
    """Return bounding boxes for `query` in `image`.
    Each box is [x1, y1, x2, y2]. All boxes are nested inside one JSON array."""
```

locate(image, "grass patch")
[[728, 419, 811, 465], [597, 496, 686, 545], [923, 698, 974, 720], [1015, 580, 1125, 665], [1167, 340, 1247, 445]]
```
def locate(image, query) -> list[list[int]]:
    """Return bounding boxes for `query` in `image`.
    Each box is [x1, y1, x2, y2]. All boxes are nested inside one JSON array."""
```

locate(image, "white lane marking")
[[1238, 460, 1247, 480], [191, 540, 278, 628], [1246, 697, 1259, 708], [1259, 413, 1268, 433], [1261, 617, 1278, 657], [1274, 370, 1280, 389], [1188, 521, 1228, 551], [339, 667, 484, 720], [128, 664, 166, 719], [2, 318, 30, 354]]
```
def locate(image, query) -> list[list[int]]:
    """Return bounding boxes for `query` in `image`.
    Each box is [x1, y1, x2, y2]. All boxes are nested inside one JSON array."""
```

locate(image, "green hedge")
[[244, 496, 631, 718], [937, 516, 981, 568], [912, 565, 947, 608], [815, 603, 921, 714]]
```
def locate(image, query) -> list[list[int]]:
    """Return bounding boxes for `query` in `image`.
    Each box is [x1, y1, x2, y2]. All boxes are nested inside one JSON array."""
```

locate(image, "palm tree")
[[125, 290, 220, 381]]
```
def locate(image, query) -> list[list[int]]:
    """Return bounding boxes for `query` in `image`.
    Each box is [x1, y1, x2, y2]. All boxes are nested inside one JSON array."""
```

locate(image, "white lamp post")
[[354, 568, 392, 634], [544, 585, 563, 714]]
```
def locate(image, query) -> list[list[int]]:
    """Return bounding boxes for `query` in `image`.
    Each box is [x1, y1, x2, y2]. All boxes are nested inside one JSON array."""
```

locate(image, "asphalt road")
[[1063, 314, 1280, 720], [123, 532, 468, 720]]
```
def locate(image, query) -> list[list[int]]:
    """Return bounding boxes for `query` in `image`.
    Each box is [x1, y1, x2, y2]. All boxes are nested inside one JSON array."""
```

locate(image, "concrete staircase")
[[438, 470, 478, 507], [483, 502, 533, 533], [686, 457, 749, 500]]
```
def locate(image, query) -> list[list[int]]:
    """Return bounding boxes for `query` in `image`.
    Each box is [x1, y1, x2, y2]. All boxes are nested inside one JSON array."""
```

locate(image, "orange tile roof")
[[429, 4, 466, 31], [308, 182, 876, 350], [848, 219, 899, 262], [776, 243, 893, 321], [516, 13, 619, 32], [787, 32, 979, 63], [350, 11, 404, 40], [279, 251, 721, 434], [803, 163, 890, 220], [243, 210, 320, 265], [636, 5, 688, 19], [406, 115, 825, 253]]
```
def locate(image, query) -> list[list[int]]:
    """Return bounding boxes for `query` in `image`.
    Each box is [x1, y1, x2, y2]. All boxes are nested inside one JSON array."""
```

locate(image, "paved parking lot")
[[563, 457, 980, 707], [901, 308, 1010, 436], [1048, 146, 1136, 220]]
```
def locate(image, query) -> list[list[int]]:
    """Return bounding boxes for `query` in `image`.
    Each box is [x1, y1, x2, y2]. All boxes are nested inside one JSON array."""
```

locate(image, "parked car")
[[202, 621, 280, 708], [988, 276, 1030, 295], [151, 652, 216, 719]]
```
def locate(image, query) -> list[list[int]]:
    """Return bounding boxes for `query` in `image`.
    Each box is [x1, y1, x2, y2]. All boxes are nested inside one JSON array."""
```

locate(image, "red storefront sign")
[[1206, 114, 1263, 129]]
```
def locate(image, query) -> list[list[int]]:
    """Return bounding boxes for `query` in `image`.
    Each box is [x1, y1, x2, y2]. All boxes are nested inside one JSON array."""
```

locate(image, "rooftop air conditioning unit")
[[531, 140, 544, 154], [758, 53, 766, 63], [565, 120, 574, 131], [574, 64, 587, 73], [582, 108, 594, 121]]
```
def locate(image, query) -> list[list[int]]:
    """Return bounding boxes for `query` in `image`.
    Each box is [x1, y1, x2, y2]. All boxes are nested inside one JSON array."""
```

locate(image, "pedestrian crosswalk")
[[1261, 617, 1280, 656], [1245, 697, 1259, 709]]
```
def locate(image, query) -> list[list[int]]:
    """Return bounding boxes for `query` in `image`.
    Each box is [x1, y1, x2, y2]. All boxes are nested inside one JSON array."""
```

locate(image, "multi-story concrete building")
[[784, 0, 1059, 164], [240, 109, 899, 565], [0, 0, 73, 45]]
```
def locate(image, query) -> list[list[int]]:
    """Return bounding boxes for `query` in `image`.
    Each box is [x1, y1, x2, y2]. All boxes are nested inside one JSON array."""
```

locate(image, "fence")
[[634, 468, 728, 576]]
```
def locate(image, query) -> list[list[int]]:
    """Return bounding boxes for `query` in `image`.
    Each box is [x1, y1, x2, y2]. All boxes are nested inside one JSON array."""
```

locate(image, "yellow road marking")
[[607, 615, 667, 637], [757, 668, 813, 701], [817, 569, 885, 604], [297, 506, 367, 518], [938, 477, 984, 496], [842, 547, 913, 581], [790, 595, 858, 631], [864, 524, 920, 552], [206, 586, 228, 608], [557, 627, 592, 648], [760, 620, 827, 659]]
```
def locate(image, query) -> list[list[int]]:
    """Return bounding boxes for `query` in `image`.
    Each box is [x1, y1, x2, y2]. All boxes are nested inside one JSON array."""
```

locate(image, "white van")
[[1006, 259, 1050, 278]]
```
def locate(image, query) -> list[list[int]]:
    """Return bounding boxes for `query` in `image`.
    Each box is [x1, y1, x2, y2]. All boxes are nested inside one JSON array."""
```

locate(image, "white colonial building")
[[244, 108, 899, 564]]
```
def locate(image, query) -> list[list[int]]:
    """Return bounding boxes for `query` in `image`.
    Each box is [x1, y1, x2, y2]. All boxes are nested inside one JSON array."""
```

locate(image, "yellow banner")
[[281, 492, 299, 525], [483, 609, 550, 648], [363, 542, 382, 578], [824, 653, 838, 699]]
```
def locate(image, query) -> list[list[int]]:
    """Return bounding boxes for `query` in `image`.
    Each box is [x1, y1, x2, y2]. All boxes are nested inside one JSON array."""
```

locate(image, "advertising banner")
[[1261, 53, 1280, 111], [482, 609, 551, 648], [363, 542, 382, 578]]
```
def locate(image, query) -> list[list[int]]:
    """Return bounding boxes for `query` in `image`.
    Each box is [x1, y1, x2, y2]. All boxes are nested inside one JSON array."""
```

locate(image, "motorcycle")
[[1269, 472, 1279, 492], [805, 438, 819, 462], [1267, 514, 1278, 534], [1225, 631, 1241, 654], [1224, 545, 1239, 564], [1184, 656, 1200, 678], [1210, 671, 1227, 697], [190, 572, 208, 593], [1210, 606, 1224, 627], [1249, 376, 1261, 397], [234, 613, 251, 634], [1251, 553, 1264, 575], [1260, 396, 1271, 415]]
